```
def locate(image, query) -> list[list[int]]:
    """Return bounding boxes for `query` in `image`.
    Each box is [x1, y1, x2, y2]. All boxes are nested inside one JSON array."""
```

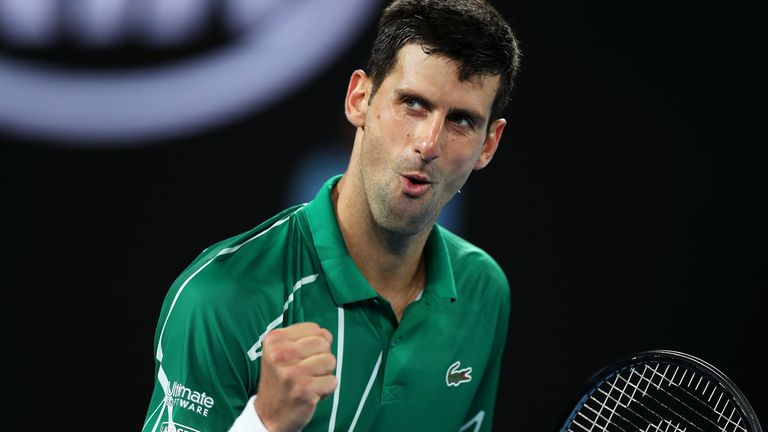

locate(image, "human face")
[[348, 44, 506, 236]]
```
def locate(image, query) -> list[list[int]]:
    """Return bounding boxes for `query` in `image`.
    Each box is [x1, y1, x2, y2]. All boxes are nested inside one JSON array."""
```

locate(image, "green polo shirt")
[[142, 175, 510, 432]]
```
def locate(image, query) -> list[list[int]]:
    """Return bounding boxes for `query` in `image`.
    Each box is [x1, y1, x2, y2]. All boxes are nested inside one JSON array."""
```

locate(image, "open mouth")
[[401, 174, 431, 197], [407, 176, 430, 185]]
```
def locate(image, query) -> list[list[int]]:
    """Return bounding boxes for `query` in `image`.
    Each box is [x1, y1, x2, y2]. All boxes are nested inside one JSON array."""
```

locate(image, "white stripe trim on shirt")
[[328, 306, 345, 432], [148, 207, 304, 430], [149, 366, 173, 432], [348, 351, 382, 432], [247, 273, 319, 361], [156, 206, 303, 362], [142, 399, 164, 431], [459, 410, 486, 432]]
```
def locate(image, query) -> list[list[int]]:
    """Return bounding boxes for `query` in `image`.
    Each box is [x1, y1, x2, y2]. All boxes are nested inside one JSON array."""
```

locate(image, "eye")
[[403, 97, 424, 110], [449, 115, 475, 129]]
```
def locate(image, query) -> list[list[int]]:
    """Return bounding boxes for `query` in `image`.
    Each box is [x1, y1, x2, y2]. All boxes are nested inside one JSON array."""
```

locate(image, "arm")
[[142, 277, 254, 432], [142, 296, 336, 432]]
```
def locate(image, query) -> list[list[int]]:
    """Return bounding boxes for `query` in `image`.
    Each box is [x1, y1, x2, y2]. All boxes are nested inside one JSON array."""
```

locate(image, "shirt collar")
[[303, 175, 457, 306]]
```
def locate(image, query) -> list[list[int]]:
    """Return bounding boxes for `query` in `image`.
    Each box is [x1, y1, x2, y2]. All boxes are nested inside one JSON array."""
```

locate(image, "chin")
[[377, 211, 433, 237]]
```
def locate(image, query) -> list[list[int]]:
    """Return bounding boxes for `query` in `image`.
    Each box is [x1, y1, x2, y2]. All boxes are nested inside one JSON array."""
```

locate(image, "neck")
[[332, 174, 431, 320]]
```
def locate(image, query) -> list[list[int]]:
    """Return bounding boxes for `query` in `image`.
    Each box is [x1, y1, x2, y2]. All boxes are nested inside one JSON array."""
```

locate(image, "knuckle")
[[296, 322, 319, 332], [306, 335, 330, 352], [319, 328, 333, 343], [319, 335, 332, 351], [320, 376, 337, 398], [318, 354, 336, 374], [295, 360, 313, 376], [263, 330, 279, 346], [277, 365, 296, 385], [266, 349, 283, 365]]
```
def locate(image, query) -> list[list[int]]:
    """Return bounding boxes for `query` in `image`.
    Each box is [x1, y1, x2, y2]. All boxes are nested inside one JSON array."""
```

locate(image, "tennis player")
[[142, 1, 522, 431]]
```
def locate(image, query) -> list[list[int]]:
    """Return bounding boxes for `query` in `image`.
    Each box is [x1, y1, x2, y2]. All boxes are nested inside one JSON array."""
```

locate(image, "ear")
[[345, 69, 371, 128], [474, 118, 507, 170]]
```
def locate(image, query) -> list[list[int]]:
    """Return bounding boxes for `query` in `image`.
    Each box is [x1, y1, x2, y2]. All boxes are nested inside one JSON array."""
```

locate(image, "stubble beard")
[[359, 144, 438, 238]]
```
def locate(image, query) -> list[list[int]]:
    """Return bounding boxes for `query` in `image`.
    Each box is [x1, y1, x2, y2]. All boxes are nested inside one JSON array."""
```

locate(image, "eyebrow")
[[394, 88, 487, 128]]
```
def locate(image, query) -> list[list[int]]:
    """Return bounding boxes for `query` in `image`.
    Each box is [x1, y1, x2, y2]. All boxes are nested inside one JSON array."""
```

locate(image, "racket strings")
[[569, 370, 689, 432], [630, 364, 747, 432], [568, 362, 748, 432], [644, 368, 747, 432], [596, 366, 705, 432], [622, 365, 730, 431]]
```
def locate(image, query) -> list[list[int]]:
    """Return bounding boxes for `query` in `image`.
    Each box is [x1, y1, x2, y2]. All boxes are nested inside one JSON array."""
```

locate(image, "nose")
[[415, 115, 443, 163]]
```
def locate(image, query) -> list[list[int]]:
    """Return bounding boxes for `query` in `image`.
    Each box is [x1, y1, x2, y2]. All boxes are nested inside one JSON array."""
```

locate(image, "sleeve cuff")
[[229, 395, 270, 432]]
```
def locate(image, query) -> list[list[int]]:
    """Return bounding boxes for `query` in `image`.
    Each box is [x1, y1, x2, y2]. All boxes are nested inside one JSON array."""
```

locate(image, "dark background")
[[7, 0, 764, 430]]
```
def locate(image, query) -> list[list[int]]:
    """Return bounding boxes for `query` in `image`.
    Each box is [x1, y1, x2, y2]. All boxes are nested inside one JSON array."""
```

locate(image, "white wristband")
[[228, 395, 269, 432]]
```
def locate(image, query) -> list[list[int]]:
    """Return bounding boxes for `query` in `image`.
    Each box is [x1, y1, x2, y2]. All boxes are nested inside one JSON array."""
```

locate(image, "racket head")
[[559, 349, 763, 432]]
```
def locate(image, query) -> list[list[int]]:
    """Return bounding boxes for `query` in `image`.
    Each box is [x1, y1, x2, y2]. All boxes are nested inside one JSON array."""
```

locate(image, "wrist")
[[228, 395, 269, 432], [253, 394, 280, 432]]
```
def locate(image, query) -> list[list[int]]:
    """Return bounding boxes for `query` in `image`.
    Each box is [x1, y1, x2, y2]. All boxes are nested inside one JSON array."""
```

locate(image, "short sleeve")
[[142, 278, 255, 432]]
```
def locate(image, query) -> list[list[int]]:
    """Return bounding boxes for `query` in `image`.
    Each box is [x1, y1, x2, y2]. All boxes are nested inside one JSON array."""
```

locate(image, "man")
[[142, 1, 521, 431]]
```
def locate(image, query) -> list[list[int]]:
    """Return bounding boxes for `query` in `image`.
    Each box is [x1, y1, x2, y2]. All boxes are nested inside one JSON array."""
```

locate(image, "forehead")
[[381, 44, 500, 114]]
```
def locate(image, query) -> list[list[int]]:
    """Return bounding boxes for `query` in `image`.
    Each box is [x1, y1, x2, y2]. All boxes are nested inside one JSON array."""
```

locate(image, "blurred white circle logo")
[[0, 0, 378, 147]]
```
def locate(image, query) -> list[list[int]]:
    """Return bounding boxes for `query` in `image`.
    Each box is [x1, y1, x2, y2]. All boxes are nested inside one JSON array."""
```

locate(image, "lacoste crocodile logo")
[[446, 361, 472, 387]]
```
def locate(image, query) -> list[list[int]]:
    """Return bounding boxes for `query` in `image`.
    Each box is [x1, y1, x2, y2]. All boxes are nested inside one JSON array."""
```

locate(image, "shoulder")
[[439, 226, 509, 293], [161, 204, 311, 325], [437, 226, 510, 333], [197, 204, 307, 266]]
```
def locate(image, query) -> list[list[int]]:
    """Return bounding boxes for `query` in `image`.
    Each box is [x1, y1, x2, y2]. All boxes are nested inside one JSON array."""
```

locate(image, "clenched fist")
[[254, 322, 337, 432]]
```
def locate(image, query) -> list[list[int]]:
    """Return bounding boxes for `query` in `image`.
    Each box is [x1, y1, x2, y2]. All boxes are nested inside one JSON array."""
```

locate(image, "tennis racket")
[[559, 350, 763, 432]]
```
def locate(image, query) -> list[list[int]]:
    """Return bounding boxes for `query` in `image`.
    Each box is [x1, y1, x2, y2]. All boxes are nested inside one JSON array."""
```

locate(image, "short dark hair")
[[367, 0, 522, 124]]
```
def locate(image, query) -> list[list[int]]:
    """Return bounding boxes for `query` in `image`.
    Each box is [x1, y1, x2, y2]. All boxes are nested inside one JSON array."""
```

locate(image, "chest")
[[287, 281, 495, 432]]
